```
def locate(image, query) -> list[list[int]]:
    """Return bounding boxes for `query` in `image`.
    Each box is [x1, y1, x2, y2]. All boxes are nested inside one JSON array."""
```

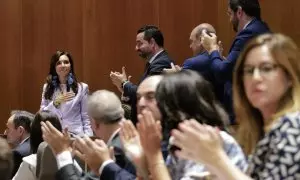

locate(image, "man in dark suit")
[[110, 25, 173, 125], [163, 23, 224, 103], [201, 0, 270, 123], [42, 90, 136, 180], [4, 110, 34, 177]]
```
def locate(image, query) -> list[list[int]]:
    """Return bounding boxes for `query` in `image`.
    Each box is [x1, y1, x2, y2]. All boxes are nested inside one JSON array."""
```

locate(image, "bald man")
[[164, 23, 224, 103]]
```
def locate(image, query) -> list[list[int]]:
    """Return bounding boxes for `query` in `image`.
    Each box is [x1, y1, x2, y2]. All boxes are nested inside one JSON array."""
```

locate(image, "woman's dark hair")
[[44, 51, 79, 100], [30, 110, 62, 153], [156, 70, 228, 133]]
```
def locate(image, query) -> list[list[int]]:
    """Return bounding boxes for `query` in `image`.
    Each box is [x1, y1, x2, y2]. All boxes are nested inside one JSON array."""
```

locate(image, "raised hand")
[[74, 137, 112, 175], [137, 110, 171, 180], [171, 120, 224, 166], [163, 63, 182, 74], [120, 120, 143, 161], [110, 66, 131, 93], [120, 120, 148, 178], [137, 110, 162, 158], [41, 121, 71, 155], [201, 30, 219, 54]]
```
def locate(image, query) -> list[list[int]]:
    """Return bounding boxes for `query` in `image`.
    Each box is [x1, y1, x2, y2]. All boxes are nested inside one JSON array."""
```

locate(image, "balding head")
[[190, 23, 216, 55], [88, 90, 124, 124], [138, 75, 163, 93], [192, 23, 216, 39], [137, 75, 163, 121]]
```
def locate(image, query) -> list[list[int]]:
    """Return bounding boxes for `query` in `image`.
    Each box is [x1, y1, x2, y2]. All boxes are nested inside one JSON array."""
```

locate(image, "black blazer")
[[123, 50, 173, 124], [101, 163, 136, 180], [56, 164, 96, 180], [56, 162, 135, 180]]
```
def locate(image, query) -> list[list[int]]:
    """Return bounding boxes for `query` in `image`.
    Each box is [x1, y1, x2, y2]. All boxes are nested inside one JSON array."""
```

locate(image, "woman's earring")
[[52, 75, 58, 87], [67, 73, 74, 85]]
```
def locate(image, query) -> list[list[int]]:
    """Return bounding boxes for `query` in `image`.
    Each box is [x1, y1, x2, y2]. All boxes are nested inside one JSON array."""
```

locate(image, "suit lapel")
[[140, 50, 166, 82]]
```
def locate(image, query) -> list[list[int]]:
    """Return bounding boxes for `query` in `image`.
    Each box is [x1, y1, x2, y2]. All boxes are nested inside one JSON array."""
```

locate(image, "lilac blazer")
[[40, 82, 93, 136]]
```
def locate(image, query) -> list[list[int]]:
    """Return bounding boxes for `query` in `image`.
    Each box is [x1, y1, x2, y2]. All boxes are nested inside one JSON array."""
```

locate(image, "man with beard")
[[201, 0, 270, 124], [110, 25, 173, 124]]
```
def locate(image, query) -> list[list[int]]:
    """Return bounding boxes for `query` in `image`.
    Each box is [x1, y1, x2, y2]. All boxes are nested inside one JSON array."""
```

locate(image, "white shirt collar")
[[148, 50, 164, 64], [20, 136, 29, 144], [107, 128, 121, 145], [243, 18, 254, 30]]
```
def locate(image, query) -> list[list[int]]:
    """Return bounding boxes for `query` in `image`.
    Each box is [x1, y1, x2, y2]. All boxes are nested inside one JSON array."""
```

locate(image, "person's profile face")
[[135, 32, 152, 59], [227, 7, 239, 32], [4, 115, 21, 145]]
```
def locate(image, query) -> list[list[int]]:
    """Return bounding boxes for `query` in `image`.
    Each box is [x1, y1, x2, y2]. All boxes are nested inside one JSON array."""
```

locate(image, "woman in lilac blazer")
[[40, 51, 93, 136]]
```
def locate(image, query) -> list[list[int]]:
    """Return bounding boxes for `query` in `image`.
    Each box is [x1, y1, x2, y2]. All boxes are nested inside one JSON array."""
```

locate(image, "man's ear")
[[236, 6, 243, 18], [197, 37, 202, 46], [150, 38, 156, 46], [17, 126, 25, 135]]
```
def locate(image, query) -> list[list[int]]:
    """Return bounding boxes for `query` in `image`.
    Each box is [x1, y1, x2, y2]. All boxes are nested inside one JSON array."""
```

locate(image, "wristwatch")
[[121, 80, 129, 89]]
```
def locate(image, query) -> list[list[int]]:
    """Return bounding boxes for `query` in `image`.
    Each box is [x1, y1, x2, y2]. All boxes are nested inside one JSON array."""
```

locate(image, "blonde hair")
[[233, 33, 300, 155]]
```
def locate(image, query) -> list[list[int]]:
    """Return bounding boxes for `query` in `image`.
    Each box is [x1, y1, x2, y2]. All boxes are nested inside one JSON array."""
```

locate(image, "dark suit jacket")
[[182, 51, 224, 103], [56, 163, 135, 180], [56, 164, 97, 180], [123, 50, 173, 124], [12, 137, 31, 177], [101, 162, 136, 180], [209, 18, 270, 123], [56, 132, 136, 180]]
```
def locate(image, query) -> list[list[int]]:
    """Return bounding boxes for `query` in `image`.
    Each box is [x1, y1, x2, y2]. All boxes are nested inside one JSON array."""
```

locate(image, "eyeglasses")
[[242, 63, 280, 77]]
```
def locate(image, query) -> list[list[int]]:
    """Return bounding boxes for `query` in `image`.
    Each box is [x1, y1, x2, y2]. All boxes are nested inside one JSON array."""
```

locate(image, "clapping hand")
[[73, 136, 113, 175], [171, 120, 223, 167], [41, 121, 72, 155], [163, 63, 182, 74], [201, 30, 219, 54], [110, 67, 132, 93], [137, 110, 162, 160], [120, 120, 148, 178]]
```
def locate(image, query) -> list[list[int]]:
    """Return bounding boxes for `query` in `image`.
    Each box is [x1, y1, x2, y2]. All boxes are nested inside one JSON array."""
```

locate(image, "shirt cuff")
[[122, 81, 129, 89], [98, 159, 114, 176], [56, 150, 73, 169]]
